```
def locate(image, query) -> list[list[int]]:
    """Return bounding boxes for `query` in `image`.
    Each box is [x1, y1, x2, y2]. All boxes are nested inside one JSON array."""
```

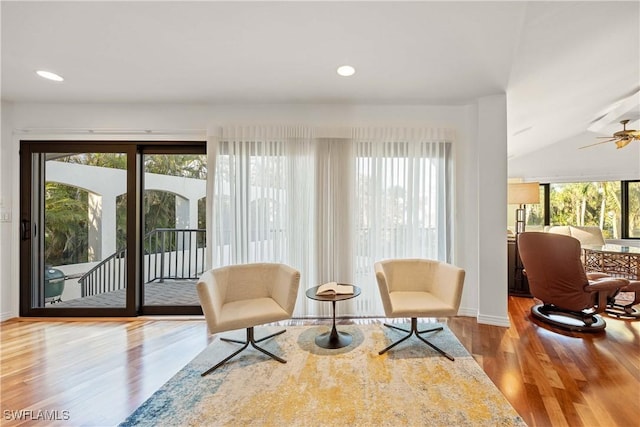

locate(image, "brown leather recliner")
[[517, 232, 629, 331]]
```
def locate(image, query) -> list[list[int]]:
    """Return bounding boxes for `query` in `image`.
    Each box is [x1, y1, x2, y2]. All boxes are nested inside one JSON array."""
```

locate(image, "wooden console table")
[[582, 244, 640, 279], [508, 238, 531, 297]]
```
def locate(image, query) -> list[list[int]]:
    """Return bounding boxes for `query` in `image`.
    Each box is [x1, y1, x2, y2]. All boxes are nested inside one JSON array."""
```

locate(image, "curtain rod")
[[14, 128, 207, 136]]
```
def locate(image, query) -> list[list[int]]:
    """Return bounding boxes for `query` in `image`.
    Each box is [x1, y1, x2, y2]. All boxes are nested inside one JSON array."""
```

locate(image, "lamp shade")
[[508, 182, 540, 205]]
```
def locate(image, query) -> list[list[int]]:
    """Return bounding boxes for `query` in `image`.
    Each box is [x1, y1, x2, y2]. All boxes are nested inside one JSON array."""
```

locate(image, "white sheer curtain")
[[207, 125, 318, 316], [206, 125, 454, 318], [311, 138, 356, 317], [351, 127, 454, 316]]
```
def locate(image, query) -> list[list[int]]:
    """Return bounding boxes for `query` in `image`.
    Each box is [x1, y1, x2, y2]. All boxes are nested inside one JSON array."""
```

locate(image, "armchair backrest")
[[218, 264, 271, 302], [205, 263, 300, 312], [377, 258, 441, 292], [518, 232, 593, 311]]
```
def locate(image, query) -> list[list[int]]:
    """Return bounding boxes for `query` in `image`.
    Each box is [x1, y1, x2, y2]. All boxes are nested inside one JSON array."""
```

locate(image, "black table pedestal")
[[315, 301, 352, 349]]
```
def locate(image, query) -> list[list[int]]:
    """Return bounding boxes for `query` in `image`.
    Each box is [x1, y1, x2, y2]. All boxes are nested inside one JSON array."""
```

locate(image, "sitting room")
[[1, 2, 638, 426]]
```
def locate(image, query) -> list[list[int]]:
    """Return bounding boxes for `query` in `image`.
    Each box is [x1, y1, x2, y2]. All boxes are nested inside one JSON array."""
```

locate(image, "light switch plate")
[[0, 209, 11, 223]]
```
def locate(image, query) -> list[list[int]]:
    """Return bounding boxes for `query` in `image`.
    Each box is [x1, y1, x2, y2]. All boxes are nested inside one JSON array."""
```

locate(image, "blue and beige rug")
[[120, 323, 526, 426]]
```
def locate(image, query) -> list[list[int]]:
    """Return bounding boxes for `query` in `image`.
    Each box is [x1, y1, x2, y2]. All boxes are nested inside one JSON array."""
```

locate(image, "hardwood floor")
[[1, 297, 638, 426]]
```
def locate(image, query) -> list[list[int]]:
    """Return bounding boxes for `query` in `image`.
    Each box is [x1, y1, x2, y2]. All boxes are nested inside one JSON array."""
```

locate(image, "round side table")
[[305, 284, 361, 349]]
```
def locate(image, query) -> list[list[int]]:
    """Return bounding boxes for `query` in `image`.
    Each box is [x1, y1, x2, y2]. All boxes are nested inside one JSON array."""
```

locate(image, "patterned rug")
[[120, 323, 526, 427]]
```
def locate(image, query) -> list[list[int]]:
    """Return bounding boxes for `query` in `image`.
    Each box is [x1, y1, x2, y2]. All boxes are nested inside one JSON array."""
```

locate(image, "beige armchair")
[[374, 259, 465, 360], [196, 263, 300, 376]]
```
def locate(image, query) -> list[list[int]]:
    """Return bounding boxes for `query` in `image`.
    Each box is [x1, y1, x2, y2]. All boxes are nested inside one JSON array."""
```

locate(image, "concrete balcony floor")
[[47, 279, 199, 307]]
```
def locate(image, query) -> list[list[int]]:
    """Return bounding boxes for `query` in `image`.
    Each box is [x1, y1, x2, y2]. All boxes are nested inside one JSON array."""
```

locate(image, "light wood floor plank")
[[1, 297, 638, 426]]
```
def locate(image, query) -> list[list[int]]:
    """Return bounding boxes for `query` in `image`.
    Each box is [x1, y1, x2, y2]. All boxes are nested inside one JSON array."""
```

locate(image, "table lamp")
[[508, 181, 540, 296], [508, 182, 540, 234]]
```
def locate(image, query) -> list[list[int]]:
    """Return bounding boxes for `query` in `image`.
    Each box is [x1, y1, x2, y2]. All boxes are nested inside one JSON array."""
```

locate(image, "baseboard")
[[1, 311, 16, 322], [457, 307, 478, 318], [457, 307, 509, 327], [476, 313, 510, 328]]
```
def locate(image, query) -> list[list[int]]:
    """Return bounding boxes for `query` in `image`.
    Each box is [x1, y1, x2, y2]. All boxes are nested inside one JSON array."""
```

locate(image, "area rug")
[[120, 324, 526, 427]]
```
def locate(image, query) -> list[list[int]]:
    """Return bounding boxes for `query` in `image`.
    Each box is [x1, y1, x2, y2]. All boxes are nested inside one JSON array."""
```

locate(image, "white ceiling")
[[2, 1, 639, 158]]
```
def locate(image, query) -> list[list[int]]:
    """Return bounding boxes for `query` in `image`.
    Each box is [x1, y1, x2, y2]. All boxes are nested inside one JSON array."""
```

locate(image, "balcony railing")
[[145, 228, 206, 283], [77, 248, 127, 298], [78, 228, 206, 297]]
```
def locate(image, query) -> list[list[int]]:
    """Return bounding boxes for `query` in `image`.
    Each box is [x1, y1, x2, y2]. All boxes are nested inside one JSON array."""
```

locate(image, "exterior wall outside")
[[0, 101, 506, 325]]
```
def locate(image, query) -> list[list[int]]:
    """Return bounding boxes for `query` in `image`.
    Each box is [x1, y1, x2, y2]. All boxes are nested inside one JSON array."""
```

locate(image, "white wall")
[[0, 102, 16, 320], [0, 101, 509, 325], [475, 95, 509, 326]]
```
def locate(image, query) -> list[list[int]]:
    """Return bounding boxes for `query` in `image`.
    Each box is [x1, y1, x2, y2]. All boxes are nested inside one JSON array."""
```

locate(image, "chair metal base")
[[531, 303, 606, 332], [606, 302, 640, 319], [606, 291, 640, 320], [379, 318, 454, 361], [201, 327, 287, 377]]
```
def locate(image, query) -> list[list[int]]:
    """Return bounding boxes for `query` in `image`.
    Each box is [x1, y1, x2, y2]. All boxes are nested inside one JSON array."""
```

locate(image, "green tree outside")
[[45, 153, 207, 266]]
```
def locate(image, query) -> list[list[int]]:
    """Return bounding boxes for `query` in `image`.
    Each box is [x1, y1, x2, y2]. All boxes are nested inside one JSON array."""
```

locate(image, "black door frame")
[[19, 140, 205, 317]]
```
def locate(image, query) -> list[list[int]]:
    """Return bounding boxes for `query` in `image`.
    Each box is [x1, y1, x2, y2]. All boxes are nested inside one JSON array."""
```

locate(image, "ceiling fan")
[[580, 119, 640, 149]]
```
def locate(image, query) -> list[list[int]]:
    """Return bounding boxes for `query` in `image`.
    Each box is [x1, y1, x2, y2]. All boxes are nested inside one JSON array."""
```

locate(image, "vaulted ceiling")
[[2, 1, 638, 158]]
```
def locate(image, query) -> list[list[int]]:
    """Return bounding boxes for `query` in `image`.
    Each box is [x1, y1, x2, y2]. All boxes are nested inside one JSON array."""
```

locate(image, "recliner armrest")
[[586, 272, 610, 281], [587, 277, 629, 314], [586, 277, 629, 292]]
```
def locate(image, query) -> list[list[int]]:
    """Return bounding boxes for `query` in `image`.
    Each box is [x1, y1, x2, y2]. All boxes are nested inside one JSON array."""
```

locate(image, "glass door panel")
[[141, 152, 206, 314], [20, 144, 137, 316]]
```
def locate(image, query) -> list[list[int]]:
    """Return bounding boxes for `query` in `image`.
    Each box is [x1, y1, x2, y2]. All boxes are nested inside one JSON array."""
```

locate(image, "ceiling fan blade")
[[615, 139, 632, 149], [579, 139, 617, 149]]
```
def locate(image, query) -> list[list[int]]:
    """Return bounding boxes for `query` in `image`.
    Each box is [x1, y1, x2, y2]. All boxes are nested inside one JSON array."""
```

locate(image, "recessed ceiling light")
[[337, 65, 355, 77], [36, 70, 64, 82]]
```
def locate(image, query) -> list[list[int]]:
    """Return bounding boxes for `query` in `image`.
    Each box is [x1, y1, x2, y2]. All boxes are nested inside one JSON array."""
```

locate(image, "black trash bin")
[[45, 267, 65, 303]]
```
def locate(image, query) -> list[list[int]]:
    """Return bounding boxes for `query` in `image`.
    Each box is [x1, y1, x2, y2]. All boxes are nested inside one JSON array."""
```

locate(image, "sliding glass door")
[[19, 141, 205, 317]]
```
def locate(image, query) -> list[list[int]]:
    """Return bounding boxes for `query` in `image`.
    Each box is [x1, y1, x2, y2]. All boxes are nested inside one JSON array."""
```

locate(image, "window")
[[548, 181, 621, 238], [212, 139, 295, 265], [628, 181, 640, 238], [532, 180, 638, 239], [210, 128, 453, 317], [353, 140, 452, 315]]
